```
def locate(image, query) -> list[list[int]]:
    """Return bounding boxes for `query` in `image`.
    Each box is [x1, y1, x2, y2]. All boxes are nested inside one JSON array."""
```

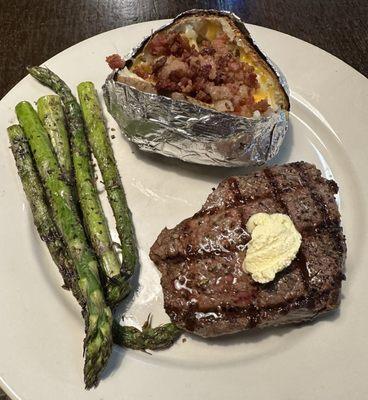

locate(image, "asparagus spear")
[[15, 101, 112, 389], [28, 67, 130, 306], [112, 318, 182, 351], [25, 67, 180, 355], [37, 95, 73, 185], [77, 163, 131, 306], [7, 124, 83, 303], [9, 124, 180, 354], [77, 81, 138, 278]]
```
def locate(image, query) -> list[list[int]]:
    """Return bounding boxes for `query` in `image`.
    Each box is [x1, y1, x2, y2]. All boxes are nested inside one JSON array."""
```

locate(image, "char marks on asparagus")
[[10, 69, 181, 389], [77, 81, 138, 278], [14, 101, 113, 388], [28, 68, 131, 307]]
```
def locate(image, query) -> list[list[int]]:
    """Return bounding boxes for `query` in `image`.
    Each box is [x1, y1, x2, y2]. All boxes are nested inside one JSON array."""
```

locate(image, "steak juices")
[[150, 163, 346, 337]]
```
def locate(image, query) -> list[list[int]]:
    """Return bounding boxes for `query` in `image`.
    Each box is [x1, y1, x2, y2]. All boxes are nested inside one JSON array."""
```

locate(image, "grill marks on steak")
[[150, 162, 346, 337]]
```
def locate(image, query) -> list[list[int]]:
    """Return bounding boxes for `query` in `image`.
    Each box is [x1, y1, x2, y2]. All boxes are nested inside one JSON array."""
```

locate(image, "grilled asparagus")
[[29, 67, 130, 306], [15, 101, 112, 389], [77, 81, 138, 278], [37, 95, 73, 185]]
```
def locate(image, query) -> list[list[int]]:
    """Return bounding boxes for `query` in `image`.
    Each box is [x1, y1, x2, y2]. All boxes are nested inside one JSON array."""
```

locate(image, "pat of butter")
[[243, 213, 302, 283]]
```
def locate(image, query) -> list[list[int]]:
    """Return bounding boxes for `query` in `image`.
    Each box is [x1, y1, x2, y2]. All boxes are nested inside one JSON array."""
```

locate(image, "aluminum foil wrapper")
[[103, 9, 289, 167]]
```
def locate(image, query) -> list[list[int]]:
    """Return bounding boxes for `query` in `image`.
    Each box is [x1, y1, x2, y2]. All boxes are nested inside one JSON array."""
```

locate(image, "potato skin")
[[104, 10, 289, 167]]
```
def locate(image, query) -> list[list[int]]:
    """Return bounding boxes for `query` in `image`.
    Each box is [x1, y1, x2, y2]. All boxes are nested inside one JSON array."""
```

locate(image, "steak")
[[150, 162, 346, 337]]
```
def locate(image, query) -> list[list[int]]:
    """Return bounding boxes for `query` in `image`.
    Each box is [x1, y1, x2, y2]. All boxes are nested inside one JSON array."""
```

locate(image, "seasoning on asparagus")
[[77, 81, 138, 278], [7, 124, 83, 303], [15, 101, 112, 389], [112, 317, 182, 351], [28, 67, 131, 306], [37, 95, 73, 185], [9, 124, 179, 355], [76, 157, 131, 306]]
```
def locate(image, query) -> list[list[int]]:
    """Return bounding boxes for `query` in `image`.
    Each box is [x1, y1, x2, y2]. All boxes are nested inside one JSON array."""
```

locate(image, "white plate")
[[1, 19, 368, 400]]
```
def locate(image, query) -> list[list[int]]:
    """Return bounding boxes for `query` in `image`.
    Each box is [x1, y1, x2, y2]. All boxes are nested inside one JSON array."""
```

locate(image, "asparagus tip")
[[84, 311, 113, 389]]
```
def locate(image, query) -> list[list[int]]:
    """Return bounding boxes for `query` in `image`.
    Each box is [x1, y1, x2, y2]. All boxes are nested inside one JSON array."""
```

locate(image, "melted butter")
[[240, 51, 276, 107], [253, 90, 268, 103], [243, 213, 302, 283], [205, 21, 221, 41]]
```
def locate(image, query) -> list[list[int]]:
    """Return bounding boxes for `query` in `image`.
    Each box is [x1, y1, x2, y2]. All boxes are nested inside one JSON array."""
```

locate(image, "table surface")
[[0, 0, 367, 398]]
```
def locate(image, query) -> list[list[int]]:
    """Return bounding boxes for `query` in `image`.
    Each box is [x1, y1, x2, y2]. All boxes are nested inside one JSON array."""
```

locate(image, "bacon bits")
[[106, 54, 125, 70]]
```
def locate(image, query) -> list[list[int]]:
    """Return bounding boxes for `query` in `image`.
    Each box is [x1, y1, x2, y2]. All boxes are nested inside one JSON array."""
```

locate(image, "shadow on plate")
[[101, 305, 341, 380], [100, 343, 128, 381]]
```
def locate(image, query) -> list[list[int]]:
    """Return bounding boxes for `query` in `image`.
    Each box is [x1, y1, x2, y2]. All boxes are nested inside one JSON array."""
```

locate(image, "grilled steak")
[[150, 162, 346, 337]]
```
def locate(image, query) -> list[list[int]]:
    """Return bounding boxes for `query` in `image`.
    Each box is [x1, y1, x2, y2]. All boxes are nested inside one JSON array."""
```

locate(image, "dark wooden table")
[[1, 0, 367, 100], [0, 0, 367, 398]]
